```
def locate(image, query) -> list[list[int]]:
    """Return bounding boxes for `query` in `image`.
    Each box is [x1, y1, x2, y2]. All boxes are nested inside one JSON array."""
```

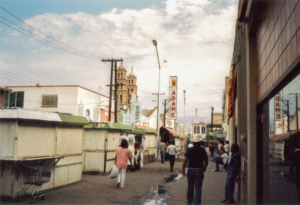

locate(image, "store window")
[[268, 74, 300, 204], [42, 95, 58, 107], [2, 91, 24, 108]]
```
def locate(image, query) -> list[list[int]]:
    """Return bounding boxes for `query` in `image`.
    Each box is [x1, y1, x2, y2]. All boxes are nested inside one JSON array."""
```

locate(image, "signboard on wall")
[[275, 93, 281, 121], [169, 76, 177, 120]]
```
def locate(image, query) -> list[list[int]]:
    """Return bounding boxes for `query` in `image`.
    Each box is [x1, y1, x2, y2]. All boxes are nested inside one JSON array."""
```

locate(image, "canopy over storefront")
[[84, 122, 134, 131], [271, 132, 290, 143], [160, 126, 185, 142]]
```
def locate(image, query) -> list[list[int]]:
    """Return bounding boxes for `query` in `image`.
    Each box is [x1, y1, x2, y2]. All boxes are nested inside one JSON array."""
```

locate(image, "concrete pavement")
[[1, 151, 239, 205]]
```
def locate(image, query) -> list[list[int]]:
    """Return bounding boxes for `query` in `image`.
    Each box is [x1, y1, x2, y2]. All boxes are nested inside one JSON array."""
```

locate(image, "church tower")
[[127, 67, 138, 108], [116, 63, 138, 111], [116, 63, 128, 111]]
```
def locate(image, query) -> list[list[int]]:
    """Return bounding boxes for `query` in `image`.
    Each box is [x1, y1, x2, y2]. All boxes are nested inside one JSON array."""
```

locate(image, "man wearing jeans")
[[182, 136, 208, 205], [159, 142, 166, 164]]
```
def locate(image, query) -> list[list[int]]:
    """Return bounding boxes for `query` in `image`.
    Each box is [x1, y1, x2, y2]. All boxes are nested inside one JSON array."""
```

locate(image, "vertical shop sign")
[[228, 68, 235, 120], [275, 93, 281, 121], [169, 76, 177, 120]]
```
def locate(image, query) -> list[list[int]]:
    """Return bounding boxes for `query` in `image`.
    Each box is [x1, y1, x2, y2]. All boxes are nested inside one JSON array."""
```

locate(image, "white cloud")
[[0, 0, 238, 127]]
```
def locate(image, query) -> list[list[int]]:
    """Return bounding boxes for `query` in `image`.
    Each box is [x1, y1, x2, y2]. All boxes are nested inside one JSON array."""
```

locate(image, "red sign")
[[170, 76, 177, 120], [228, 69, 235, 120]]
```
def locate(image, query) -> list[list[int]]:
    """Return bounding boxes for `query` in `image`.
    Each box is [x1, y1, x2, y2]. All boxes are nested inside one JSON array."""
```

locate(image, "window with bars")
[[42, 95, 58, 107], [2, 92, 24, 108]]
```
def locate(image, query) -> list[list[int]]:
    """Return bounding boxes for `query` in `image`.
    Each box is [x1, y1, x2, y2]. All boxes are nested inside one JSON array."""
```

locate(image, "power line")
[[0, 7, 103, 59], [0, 74, 110, 100], [0, 20, 102, 59]]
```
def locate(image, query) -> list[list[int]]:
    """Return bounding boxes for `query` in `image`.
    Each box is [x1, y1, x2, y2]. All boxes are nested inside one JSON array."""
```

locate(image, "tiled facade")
[[256, 0, 300, 101]]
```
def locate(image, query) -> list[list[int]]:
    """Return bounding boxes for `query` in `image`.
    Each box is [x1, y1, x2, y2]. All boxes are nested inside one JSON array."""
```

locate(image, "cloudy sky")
[[0, 0, 238, 131]]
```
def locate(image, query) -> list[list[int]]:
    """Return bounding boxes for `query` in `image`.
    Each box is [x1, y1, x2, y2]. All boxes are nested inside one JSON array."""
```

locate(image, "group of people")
[[182, 136, 240, 205], [114, 135, 240, 205], [159, 140, 178, 172]]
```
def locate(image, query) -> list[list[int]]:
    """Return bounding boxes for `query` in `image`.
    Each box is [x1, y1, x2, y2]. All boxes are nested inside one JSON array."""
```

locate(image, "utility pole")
[[290, 93, 299, 131], [101, 58, 123, 122], [196, 108, 197, 117], [211, 106, 214, 140], [183, 90, 186, 136], [279, 99, 290, 132]]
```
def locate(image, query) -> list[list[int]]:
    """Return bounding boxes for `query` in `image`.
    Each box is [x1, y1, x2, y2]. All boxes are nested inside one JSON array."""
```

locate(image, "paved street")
[[1, 150, 239, 205]]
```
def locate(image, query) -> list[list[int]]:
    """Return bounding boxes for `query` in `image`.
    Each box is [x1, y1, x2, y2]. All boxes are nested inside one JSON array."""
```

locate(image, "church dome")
[[118, 63, 125, 71], [128, 68, 136, 78]]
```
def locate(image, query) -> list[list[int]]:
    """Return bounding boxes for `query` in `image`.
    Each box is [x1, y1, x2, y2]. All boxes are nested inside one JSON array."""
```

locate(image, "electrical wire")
[[0, 6, 103, 59], [0, 69, 110, 99], [0, 20, 102, 59]]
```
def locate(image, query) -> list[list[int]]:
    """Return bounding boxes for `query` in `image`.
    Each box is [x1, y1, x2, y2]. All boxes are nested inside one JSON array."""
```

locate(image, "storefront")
[[160, 126, 186, 157], [0, 108, 89, 198], [231, 1, 300, 204]]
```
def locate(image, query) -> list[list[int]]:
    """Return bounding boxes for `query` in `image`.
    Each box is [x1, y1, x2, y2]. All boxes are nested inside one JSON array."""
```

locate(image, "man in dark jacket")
[[182, 136, 208, 205], [221, 143, 241, 204]]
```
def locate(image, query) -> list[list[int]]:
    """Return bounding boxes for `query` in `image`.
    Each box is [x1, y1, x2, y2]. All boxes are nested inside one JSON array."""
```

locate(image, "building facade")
[[0, 85, 114, 122], [227, 1, 300, 204]]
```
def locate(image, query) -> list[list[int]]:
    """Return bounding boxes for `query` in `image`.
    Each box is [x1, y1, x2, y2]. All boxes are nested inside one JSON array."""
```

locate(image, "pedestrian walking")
[[209, 143, 215, 157], [166, 140, 177, 172], [182, 135, 208, 205], [221, 143, 241, 204], [115, 139, 133, 189], [159, 141, 166, 164]]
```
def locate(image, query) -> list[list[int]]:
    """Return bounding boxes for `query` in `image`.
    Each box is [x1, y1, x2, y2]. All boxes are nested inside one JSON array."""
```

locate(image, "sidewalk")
[[167, 154, 239, 205], [1, 151, 239, 205]]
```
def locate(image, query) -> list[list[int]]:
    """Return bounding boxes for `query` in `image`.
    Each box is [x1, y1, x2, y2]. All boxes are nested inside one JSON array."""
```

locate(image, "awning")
[[58, 113, 89, 125], [160, 126, 185, 139], [84, 122, 134, 131], [272, 133, 290, 143]]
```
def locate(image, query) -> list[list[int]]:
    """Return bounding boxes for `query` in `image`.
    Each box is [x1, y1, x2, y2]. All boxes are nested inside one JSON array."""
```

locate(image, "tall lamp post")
[[153, 39, 161, 160], [211, 106, 214, 140], [183, 90, 186, 136]]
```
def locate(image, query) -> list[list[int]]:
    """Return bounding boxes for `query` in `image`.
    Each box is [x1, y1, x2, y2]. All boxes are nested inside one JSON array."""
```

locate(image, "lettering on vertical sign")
[[170, 76, 177, 120], [275, 93, 281, 121]]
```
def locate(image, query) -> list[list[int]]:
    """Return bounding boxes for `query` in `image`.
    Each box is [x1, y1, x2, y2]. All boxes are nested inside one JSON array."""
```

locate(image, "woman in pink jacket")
[[115, 139, 132, 188]]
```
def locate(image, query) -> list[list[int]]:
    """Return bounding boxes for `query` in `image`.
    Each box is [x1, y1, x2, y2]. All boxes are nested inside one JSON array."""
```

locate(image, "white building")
[[191, 122, 207, 139], [140, 107, 158, 129], [0, 85, 114, 122]]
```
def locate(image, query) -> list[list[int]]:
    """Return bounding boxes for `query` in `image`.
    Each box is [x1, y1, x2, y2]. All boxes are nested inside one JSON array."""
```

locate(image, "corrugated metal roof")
[[84, 123, 134, 131], [58, 113, 89, 124], [135, 128, 157, 135], [0, 108, 62, 122]]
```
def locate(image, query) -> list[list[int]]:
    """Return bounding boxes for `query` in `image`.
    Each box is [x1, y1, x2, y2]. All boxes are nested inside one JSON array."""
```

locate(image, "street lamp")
[[183, 90, 186, 136], [152, 39, 161, 160], [211, 106, 214, 140]]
